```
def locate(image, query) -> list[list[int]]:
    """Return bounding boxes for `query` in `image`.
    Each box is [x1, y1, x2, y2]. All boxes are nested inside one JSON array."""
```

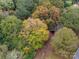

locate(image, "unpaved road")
[[34, 32, 65, 59]]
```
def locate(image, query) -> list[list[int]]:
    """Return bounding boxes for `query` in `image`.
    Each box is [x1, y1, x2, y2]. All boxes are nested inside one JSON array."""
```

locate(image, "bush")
[[23, 49, 36, 59], [33, 0, 42, 5], [16, 0, 36, 19], [45, 19, 54, 25], [0, 10, 6, 20], [0, 0, 14, 10], [6, 49, 23, 59], [20, 18, 49, 49], [64, 1, 72, 7], [0, 16, 22, 49], [39, 0, 52, 7], [60, 8, 79, 32], [51, 27, 79, 59], [50, 0, 64, 8], [0, 45, 8, 59]]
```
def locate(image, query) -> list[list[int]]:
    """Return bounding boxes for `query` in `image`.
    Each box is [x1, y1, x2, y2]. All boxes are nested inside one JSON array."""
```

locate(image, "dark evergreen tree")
[[16, 0, 36, 19]]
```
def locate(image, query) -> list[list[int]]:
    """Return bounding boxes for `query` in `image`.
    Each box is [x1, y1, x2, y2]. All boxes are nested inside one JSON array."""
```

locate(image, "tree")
[[32, 5, 60, 21], [16, 0, 36, 19], [32, 5, 49, 20], [51, 27, 79, 59], [20, 18, 49, 49], [0, 15, 22, 49], [49, 6, 60, 21], [60, 8, 79, 32]]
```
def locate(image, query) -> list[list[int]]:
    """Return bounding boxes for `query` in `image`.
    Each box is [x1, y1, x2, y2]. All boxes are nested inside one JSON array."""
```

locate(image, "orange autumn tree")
[[32, 5, 49, 20], [32, 5, 60, 21], [49, 6, 60, 21]]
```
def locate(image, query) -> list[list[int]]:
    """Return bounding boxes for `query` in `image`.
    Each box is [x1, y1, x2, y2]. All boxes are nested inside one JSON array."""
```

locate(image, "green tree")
[[51, 27, 79, 59], [0, 15, 22, 49], [16, 0, 36, 19], [60, 8, 79, 32]]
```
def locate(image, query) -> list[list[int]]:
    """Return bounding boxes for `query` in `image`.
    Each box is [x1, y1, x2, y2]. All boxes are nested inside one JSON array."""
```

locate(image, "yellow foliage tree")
[[20, 18, 49, 49]]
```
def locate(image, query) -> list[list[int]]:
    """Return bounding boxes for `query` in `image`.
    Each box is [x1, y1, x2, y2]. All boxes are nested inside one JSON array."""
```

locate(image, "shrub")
[[0, 10, 6, 20], [0, 0, 14, 10], [23, 49, 36, 59], [51, 27, 79, 59], [20, 18, 49, 49], [50, 0, 64, 8], [33, 0, 42, 5], [64, 1, 72, 7], [39, 0, 52, 8], [16, 0, 36, 19], [6, 49, 23, 59], [0, 45, 8, 59], [45, 19, 54, 25], [0, 16, 22, 49]]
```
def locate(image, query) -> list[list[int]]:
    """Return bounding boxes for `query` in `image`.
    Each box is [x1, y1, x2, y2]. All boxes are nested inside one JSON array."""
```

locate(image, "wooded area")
[[0, 0, 79, 59]]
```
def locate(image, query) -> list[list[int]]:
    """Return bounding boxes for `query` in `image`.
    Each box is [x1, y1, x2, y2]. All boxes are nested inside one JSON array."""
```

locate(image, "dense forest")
[[0, 0, 79, 59]]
